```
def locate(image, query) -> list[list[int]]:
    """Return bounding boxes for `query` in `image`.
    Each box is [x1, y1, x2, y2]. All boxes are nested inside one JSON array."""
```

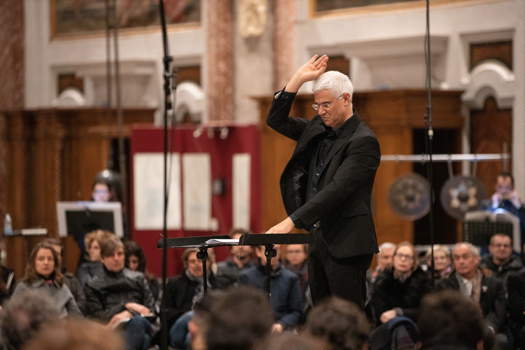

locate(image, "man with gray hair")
[[265, 54, 381, 308], [437, 242, 507, 342]]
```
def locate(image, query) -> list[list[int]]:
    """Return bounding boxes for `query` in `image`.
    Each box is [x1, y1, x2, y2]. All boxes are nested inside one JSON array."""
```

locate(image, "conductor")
[[265, 55, 381, 308]]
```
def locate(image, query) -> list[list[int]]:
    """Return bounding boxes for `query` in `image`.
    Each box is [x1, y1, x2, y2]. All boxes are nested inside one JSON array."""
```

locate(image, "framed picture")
[[312, 0, 472, 16], [51, 0, 201, 38]]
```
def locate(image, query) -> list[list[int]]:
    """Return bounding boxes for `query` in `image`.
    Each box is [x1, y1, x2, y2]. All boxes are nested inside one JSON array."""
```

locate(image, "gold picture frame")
[[50, 0, 201, 39]]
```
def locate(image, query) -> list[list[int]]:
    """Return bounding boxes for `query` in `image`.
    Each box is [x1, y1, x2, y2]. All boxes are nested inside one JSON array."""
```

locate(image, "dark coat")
[[507, 269, 525, 325], [480, 255, 523, 288], [267, 90, 380, 259], [436, 270, 507, 331], [164, 271, 234, 328], [370, 267, 432, 323], [239, 264, 304, 329], [84, 267, 155, 323]]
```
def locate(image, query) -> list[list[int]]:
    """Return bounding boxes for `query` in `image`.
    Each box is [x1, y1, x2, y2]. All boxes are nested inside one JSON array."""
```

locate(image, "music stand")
[[239, 233, 311, 297], [157, 235, 232, 295]]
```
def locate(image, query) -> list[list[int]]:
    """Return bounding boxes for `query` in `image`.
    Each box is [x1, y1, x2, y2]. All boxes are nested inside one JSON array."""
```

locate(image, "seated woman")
[[124, 240, 160, 303], [370, 242, 431, 325], [425, 245, 452, 280], [76, 230, 113, 286], [13, 241, 81, 317]]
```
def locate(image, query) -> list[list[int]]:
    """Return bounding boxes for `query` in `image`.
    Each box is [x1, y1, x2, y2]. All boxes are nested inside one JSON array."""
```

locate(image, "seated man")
[[368, 242, 396, 284], [239, 245, 304, 332], [84, 236, 155, 350], [437, 242, 507, 343], [480, 233, 522, 289], [283, 244, 309, 293], [490, 172, 525, 242], [304, 297, 370, 350], [418, 290, 485, 349], [216, 228, 254, 282]]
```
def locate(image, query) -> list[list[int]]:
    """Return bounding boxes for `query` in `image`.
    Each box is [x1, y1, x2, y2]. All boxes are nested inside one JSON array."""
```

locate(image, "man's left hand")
[[266, 217, 295, 234]]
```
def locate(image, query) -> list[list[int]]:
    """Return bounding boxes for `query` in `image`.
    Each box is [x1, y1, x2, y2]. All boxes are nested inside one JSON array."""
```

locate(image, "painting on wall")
[[52, 0, 201, 37], [314, 0, 421, 13]]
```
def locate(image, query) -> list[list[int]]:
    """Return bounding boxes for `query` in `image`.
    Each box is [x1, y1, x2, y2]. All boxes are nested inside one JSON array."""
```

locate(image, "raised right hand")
[[285, 54, 329, 93]]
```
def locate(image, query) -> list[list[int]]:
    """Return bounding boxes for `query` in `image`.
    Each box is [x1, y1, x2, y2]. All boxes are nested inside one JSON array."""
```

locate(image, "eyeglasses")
[[312, 94, 344, 111], [395, 253, 414, 261], [491, 244, 511, 248]]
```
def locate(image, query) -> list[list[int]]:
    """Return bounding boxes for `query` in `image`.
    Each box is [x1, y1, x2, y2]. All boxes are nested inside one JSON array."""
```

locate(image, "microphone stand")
[[158, 1, 174, 349], [423, 0, 436, 286]]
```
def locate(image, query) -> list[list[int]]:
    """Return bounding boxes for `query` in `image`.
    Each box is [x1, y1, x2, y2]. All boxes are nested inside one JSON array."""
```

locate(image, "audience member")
[[91, 179, 117, 203], [0, 264, 15, 305], [437, 242, 507, 346], [12, 242, 81, 317], [76, 230, 112, 286], [165, 248, 233, 331], [124, 240, 160, 303], [84, 236, 155, 350], [283, 244, 309, 293], [42, 237, 86, 313], [507, 268, 525, 349], [480, 233, 522, 288], [490, 172, 525, 241], [418, 290, 485, 350], [0, 290, 61, 350], [205, 286, 274, 350], [216, 228, 254, 282], [239, 245, 304, 332], [368, 242, 396, 284], [304, 296, 369, 350], [21, 318, 124, 350], [371, 242, 431, 325], [425, 245, 452, 280], [256, 332, 327, 350]]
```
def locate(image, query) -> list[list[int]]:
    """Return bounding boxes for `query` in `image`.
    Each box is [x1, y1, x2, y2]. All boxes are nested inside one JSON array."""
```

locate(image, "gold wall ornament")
[[239, 0, 268, 38]]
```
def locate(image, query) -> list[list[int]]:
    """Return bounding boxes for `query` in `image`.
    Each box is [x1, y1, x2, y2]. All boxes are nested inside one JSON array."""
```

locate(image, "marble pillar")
[[206, 0, 234, 123]]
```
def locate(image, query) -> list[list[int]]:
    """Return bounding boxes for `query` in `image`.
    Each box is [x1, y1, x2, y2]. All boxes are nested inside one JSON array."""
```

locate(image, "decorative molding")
[[461, 60, 515, 109]]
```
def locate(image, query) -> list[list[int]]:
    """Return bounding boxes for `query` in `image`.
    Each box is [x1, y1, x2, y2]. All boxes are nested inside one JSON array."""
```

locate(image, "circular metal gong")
[[440, 176, 487, 220], [388, 173, 431, 220]]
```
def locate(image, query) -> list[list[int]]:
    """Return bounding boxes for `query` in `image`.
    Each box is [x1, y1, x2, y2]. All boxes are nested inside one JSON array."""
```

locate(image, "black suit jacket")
[[267, 90, 380, 258], [436, 270, 507, 331]]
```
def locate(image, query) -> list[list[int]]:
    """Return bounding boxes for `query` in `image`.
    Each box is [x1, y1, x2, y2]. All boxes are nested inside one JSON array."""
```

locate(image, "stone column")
[[206, 0, 234, 123], [273, 1, 296, 90]]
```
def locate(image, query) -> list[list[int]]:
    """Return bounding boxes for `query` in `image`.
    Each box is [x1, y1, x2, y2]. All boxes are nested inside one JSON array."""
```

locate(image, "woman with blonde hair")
[[370, 241, 431, 325], [13, 242, 81, 317], [76, 230, 114, 286]]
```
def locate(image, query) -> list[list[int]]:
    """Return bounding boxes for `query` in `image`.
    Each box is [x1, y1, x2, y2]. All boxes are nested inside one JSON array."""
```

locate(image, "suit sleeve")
[[266, 90, 309, 141], [292, 134, 380, 228]]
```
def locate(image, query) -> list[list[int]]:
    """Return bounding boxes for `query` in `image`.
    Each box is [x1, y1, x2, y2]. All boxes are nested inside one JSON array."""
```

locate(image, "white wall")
[[293, 0, 524, 196], [24, 0, 204, 112], [24, 0, 525, 195]]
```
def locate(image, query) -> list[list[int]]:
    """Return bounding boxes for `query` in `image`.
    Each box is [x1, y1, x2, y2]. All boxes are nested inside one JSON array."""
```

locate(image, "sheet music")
[[204, 238, 239, 246]]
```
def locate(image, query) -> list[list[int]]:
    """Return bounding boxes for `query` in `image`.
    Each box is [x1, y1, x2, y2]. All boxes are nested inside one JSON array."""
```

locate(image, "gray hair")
[[453, 242, 480, 258], [312, 71, 354, 98], [379, 242, 396, 252]]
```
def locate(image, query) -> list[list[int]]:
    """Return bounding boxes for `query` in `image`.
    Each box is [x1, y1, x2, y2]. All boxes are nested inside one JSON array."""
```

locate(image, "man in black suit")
[[265, 55, 381, 308]]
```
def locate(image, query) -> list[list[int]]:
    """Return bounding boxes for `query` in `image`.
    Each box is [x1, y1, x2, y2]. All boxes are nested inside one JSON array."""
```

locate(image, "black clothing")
[[371, 267, 432, 323], [84, 267, 155, 323], [76, 260, 104, 286], [480, 255, 523, 289], [164, 271, 233, 329], [436, 271, 507, 332], [267, 90, 380, 308], [63, 272, 86, 314]]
